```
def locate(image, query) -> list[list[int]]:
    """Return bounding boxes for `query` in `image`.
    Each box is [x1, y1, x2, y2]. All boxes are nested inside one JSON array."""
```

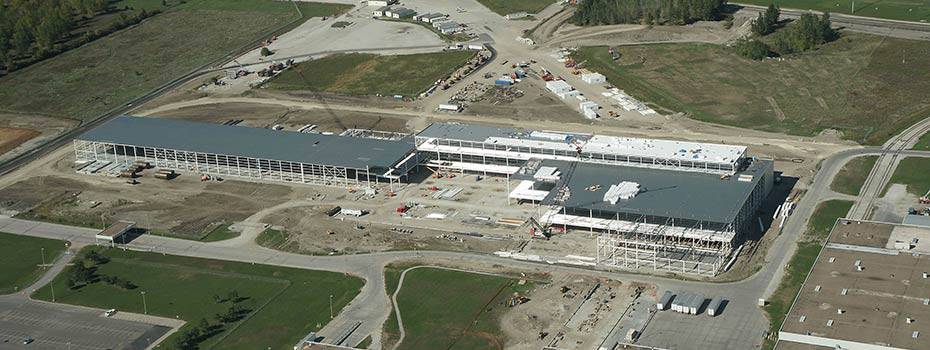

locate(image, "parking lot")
[[0, 297, 169, 350]]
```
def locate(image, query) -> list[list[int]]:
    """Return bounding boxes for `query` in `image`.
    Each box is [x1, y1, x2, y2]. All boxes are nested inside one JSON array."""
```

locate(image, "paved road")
[[735, 3, 930, 41]]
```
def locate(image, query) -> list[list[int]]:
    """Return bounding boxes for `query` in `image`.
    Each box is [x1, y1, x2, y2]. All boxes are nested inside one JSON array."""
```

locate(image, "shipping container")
[[657, 291, 674, 310], [707, 297, 725, 316]]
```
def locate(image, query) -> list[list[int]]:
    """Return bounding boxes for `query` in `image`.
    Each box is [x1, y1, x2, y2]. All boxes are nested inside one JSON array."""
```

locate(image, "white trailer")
[[340, 208, 367, 217]]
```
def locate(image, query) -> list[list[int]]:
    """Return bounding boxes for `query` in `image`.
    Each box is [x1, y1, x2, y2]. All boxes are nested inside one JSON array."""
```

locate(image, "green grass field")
[[763, 199, 852, 350], [830, 155, 878, 196], [0, 0, 349, 122], [200, 224, 240, 242], [385, 267, 532, 350], [736, 0, 930, 22], [884, 157, 930, 196], [265, 51, 476, 97], [476, 0, 555, 15], [33, 247, 363, 350], [0, 232, 67, 294], [573, 33, 930, 145], [913, 132, 930, 151]]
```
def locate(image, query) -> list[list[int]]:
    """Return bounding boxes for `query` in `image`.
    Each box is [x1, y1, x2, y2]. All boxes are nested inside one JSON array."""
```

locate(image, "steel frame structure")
[[73, 140, 415, 188]]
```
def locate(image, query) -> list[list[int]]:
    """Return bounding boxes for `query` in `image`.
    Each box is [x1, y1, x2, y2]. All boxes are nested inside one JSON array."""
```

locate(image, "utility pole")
[[141, 291, 148, 314]]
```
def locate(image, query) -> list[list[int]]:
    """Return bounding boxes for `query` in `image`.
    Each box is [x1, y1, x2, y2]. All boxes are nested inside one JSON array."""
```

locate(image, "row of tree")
[[0, 0, 161, 73], [572, 0, 728, 26], [174, 298, 252, 350], [736, 5, 838, 60]]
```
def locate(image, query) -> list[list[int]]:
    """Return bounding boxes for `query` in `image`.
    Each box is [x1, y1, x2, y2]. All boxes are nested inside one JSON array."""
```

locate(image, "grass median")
[[913, 132, 930, 151], [573, 32, 930, 145], [883, 157, 930, 196], [830, 155, 878, 196], [0, 232, 67, 294], [383, 266, 535, 350], [762, 199, 852, 349], [33, 247, 363, 350]]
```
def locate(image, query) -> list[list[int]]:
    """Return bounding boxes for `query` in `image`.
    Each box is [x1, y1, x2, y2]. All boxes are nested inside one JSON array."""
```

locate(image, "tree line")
[[0, 0, 161, 73], [572, 0, 728, 26], [736, 5, 838, 60]]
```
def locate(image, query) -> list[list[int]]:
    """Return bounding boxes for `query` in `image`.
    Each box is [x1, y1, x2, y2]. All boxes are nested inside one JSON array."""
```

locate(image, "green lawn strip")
[[256, 228, 289, 249], [391, 267, 532, 350], [830, 155, 878, 196], [734, 0, 930, 22], [913, 131, 930, 151], [762, 199, 852, 350], [475, 0, 555, 15], [0, 0, 329, 122], [200, 223, 241, 242], [0, 232, 68, 294], [572, 33, 930, 145], [883, 157, 930, 196], [265, 51, 476, 97], [33, 247, 363, 350]]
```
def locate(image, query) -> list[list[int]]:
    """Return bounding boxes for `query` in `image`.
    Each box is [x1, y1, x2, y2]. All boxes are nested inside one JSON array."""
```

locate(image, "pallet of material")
[[497, 217, 525, 226]]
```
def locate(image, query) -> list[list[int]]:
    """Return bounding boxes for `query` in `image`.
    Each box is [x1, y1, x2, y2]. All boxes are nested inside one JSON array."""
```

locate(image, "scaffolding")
[[542, 210, 733, 276], [72, 139, 416, 189]]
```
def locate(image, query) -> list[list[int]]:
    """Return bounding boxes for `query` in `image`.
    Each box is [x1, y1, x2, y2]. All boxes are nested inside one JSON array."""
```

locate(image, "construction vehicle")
[[528, 217, 551, 240], [920, 189, 930, 204]]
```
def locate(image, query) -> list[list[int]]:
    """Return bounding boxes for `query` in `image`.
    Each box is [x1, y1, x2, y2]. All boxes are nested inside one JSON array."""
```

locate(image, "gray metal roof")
[[417, 122, 522, 142], [903, 214, 930, 228], [78, 116, 416, 172], [548, 159, 772, 224]]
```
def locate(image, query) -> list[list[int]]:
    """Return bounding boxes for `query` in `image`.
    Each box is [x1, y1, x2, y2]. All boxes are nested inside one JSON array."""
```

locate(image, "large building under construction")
[[73, 116, 419, 188], [416, 123, 774, 276], [74, 118, 773, 276]]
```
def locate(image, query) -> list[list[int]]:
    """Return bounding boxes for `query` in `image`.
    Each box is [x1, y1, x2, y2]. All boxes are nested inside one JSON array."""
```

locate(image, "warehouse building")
[[73, 116, 419, 188], [779, 220, 930, 350], [415, 122, 748, 175], [417, 122, 771, 276]]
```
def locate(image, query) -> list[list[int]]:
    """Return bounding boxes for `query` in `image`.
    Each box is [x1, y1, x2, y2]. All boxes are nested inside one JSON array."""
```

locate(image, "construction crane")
[[527, 217, 551, 240]]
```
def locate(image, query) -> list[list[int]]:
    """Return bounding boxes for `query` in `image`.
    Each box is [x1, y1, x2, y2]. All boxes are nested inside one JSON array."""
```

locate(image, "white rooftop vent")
[[738, 174, 754, 182], [841, 288, 848, 296], [603, 181, 640, 204], [814, 285, 822, 292], [924, 298, 929, 306], [907, 317, 915, 324], [826, 320, 834, 327], [914, 331, 920, 339], [829, 256, 836, 263], [837, 309, 845, 314], [799, 315, 806, 323], [855, 259, 861, 266], [923, 272, 928, 279]]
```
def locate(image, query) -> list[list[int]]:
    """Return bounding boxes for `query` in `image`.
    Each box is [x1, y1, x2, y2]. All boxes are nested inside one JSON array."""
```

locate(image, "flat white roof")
[[509, 180, 549, 201], [582, 135, 745, 165], [541, 209, 734, 243]]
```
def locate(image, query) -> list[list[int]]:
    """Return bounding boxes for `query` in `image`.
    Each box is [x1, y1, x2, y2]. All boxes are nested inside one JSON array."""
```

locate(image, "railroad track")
[[848, 118, 930, 219]]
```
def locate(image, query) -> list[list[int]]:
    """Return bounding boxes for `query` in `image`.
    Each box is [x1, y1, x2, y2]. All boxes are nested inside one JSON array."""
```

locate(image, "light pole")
[[329, 294, 334, 319], [41, 247, 46, 267], [141, 291, 148, 314]]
